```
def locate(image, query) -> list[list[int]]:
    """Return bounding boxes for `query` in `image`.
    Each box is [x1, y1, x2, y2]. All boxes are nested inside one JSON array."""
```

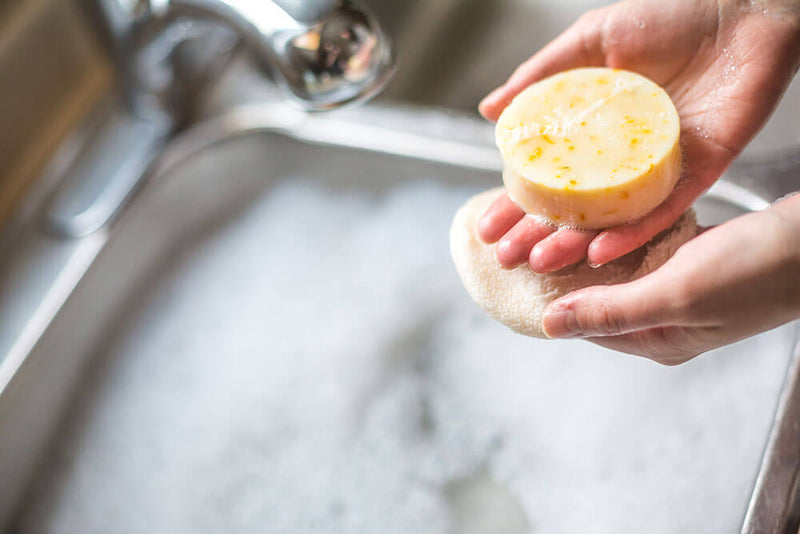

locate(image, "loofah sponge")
[[450, 188, 697, 338]]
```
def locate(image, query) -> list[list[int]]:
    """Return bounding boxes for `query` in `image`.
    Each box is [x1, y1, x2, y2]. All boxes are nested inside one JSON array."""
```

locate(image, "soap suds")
[[14, 179, 795, 534]]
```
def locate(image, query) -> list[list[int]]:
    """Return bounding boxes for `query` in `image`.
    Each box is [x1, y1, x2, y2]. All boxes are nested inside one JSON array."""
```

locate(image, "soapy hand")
[[478, 0, 800, 271], [540, 193, 800, 364]]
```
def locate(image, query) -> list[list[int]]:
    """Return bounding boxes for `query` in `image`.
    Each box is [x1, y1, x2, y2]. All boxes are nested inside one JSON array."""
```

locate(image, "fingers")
[[478, 193, 525, 243], [478, 193, 555, 269], [496, 216, 555, 269], [479, 21, 603, 121], [586, 176, 709, 267], [541, 270, 680, 339], [529, 229, 597, 273], [481, 179, 700, 274], [478, 193, 599, 272]]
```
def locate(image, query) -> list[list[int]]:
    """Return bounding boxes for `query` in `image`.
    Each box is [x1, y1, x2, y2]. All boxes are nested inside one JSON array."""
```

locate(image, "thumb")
[[542, 272, 681, 339]]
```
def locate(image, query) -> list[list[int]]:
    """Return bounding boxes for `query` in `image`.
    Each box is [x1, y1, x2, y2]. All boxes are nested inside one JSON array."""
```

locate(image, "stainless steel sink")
[[1, 0, 800, 532], [0, 100, 794, 534]]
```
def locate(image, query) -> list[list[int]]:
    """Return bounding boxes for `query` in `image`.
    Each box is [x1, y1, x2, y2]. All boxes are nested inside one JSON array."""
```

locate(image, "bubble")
[[695, 124, 712, 140]]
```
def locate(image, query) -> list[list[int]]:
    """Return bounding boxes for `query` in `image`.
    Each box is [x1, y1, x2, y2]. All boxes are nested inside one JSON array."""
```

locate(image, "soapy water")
[[15, 178, 796, 534]]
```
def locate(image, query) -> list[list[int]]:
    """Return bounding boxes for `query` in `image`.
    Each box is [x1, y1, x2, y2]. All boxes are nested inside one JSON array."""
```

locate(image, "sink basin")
[[3, 102, 797, 533]]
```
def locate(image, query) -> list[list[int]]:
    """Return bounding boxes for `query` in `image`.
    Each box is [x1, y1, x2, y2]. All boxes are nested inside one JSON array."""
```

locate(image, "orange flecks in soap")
[[496, 67, 681, 229]]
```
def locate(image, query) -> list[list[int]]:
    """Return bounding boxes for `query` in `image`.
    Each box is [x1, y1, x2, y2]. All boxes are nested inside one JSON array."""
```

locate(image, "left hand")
[[540, 193, 800, 365]]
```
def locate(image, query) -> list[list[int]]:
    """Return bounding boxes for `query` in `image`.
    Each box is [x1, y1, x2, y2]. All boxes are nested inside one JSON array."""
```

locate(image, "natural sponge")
[[496, 67, 681, 229], [449, 188, 696, 338]]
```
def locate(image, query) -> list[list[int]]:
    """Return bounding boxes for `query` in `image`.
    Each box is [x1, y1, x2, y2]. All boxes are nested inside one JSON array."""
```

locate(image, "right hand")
[[540, 193, 800, 365], [477, 0, 800, 272]]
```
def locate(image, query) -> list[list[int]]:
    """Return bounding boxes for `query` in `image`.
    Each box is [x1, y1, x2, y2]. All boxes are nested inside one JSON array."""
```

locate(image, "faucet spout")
[[167, 0, 395, 109]]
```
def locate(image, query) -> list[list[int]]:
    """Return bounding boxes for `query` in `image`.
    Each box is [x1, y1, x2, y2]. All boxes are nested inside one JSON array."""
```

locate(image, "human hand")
[[539, 193, 800, 364], [478, 0, 800, 272]]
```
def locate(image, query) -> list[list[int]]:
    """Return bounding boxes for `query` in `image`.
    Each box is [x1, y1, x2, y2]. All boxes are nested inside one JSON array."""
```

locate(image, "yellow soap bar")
[[496, 67, 681, 229]]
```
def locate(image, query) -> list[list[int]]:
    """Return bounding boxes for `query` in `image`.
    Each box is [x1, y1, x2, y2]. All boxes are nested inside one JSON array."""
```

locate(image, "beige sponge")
[[449, 188, 696, 338]]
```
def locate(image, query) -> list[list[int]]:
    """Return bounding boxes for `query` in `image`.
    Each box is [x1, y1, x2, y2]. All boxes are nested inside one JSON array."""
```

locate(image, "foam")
[[15, 179, 795, 534]]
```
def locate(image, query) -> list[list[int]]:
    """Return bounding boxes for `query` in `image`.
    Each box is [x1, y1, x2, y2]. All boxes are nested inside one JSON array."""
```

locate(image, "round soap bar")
[[496, 67, 681, 229]]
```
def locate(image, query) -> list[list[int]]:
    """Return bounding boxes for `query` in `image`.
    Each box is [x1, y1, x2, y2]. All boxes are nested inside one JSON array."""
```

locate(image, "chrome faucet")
[[43, 0, 394, 237], [94, 0, 395, 114]]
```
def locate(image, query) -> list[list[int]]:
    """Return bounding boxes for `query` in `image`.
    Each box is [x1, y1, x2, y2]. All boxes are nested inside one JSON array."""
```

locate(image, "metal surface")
[[727, 148, 800, 207], [90, 0, 394, 114], [743, 337, 800, 534], [169, 0, 395, 108], [42, 99, 171, 237]]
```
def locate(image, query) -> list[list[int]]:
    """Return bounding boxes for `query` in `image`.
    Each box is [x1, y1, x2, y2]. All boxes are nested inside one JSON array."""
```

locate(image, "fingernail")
[[543, 307, 581, 339], [587, 260, 604, 269], [528, 246, 545, 274]]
